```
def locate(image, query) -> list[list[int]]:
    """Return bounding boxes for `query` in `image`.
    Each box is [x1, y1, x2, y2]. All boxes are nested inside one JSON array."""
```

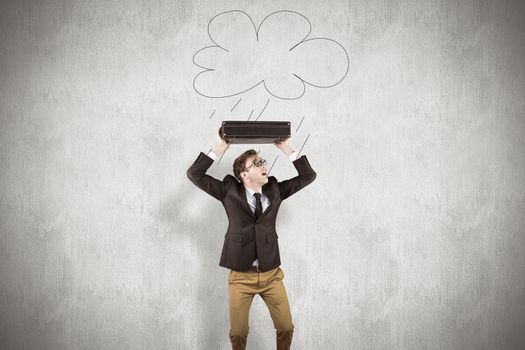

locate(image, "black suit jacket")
[[186, 152, 316, 272]]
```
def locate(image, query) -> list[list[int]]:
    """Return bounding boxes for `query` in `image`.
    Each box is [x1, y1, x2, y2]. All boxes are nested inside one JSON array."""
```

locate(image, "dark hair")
[[233, 149, 257, 181]]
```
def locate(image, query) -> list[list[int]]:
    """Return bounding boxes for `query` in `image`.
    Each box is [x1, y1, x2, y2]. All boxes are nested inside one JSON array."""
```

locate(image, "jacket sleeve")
[[186, 152, 226, 201], [278, 155, 317, 200]]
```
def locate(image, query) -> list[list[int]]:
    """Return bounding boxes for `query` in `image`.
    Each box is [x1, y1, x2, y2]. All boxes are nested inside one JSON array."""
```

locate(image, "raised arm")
[[186, 129, 230, 201], [273, 138, 317, 200]]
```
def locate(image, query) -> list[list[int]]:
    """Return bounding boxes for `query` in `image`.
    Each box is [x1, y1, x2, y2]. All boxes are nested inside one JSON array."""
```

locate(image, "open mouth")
[[262, 172, 267, 176]]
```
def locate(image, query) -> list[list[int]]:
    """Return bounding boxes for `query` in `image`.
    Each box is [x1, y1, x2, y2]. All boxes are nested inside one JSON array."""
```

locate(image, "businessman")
[[186, 130, 316, 350]]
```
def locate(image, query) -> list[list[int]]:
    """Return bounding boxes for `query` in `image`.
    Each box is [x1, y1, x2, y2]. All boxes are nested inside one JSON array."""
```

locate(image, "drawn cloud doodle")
[[193, 10, 350, 100]]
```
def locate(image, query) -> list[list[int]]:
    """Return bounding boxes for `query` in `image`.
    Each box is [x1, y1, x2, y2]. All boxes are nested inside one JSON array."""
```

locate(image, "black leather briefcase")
[[220, 121, 291, 144]]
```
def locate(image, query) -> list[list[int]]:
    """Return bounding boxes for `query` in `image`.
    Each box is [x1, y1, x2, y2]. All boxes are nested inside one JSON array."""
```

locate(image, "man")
[[186, 130, 316, 350]]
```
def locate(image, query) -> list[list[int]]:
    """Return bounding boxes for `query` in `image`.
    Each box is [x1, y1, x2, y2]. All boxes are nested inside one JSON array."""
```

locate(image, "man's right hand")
[[211, 127, 230, 157]]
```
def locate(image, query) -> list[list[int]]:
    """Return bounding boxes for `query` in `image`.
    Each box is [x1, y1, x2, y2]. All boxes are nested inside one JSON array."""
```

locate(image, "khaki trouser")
[[228, 267, 294, 350]]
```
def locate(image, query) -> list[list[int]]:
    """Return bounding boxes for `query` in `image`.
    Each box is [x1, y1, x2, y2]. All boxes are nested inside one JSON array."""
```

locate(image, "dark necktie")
[[254, 193, 263, 220]]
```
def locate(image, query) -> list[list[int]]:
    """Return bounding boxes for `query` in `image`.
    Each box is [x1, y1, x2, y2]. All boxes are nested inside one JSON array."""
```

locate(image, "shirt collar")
[[244, 185, 261, 199]]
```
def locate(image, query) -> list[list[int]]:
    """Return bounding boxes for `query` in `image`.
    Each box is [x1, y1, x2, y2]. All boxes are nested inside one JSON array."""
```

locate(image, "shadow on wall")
[[158, 177, 231, 347]]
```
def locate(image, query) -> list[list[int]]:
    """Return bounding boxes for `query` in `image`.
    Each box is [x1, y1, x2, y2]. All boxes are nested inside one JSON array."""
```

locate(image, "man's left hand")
[[274, 138, 294, 156]]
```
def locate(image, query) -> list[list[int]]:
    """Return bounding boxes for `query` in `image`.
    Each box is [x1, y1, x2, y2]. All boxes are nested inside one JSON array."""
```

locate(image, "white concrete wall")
[[1, 0, 524, 349]]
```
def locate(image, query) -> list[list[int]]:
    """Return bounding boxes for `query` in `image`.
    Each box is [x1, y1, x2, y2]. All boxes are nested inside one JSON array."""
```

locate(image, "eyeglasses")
[[243, 158, 267, 172]]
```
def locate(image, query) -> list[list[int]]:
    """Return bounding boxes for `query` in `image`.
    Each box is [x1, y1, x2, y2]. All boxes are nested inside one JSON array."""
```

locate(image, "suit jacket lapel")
[[258, 184, 274, 221], [239, 185, 256, 218]]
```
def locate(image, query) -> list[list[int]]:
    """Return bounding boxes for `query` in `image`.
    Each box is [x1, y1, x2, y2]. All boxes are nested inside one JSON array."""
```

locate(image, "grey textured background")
[[1, 0, 524, 349]]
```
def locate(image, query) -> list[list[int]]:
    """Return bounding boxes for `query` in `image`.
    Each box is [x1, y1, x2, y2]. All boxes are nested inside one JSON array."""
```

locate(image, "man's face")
[[242, 155, 268, 186]]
